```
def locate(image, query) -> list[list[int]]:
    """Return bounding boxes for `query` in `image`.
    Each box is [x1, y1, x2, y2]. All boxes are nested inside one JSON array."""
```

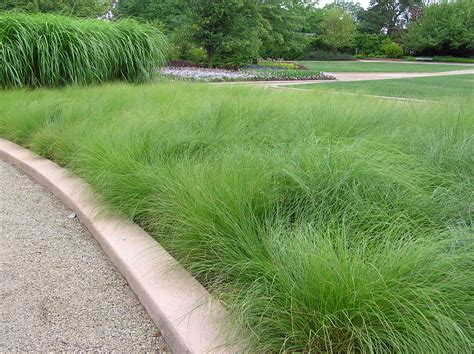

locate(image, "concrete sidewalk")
[[0, 159, 169, 352]]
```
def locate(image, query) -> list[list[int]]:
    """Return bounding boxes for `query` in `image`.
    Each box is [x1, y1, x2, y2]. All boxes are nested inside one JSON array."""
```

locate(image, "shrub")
[[298, 50, 355, 61], [381, 40, 404, 58], [167, 60, 202, 68], [256, 60, 301, 70], [355, 35, 405, 59], [168, 29, 207, 66], [0, 13, 168, 88], [355, 34, 387, 57], [433, 56, 474, 63]]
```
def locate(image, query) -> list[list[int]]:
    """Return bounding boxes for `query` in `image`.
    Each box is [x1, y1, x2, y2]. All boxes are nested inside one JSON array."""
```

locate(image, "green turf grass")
[[1, 82, 473, 352], [295, 74, 474, 100], [297, 61, 474, 72]]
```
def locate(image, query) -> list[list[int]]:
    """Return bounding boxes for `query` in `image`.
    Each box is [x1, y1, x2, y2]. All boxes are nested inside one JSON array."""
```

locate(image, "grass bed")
[[297, 60, 474, 72], [0, 82, 473, 352], [296, 74, 474, 100], [0, 13, 168, 88]]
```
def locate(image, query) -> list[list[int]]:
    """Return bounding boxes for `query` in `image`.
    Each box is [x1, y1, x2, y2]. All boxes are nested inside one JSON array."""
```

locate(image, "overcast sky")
[[317, 0, 371, 9]]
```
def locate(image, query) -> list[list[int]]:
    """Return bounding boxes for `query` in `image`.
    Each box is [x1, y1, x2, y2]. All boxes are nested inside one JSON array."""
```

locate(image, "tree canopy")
[[358, 0, 423, 35], [2, 0, 472, 64], [117, 0, 189, 32], [320, 7, 357, 52], [404, 0, 474, 56], [185, 0, 263, 67], [0, 0, 106, 17]]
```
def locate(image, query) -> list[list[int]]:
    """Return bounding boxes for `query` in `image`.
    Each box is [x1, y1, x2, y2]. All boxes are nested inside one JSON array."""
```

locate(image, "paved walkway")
[[0, 159, 169, 352]]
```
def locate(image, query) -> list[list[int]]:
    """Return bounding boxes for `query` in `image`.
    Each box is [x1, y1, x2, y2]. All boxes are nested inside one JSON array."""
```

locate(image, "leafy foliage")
[[432, 56, 474, 64], [320, 7, 356, 52], [258, 1, 313, 60], [185, 0, 264, 67], [0, 13, 168, 87], [298, 50, 355, 61], [380, 39, 404, 58], [0, 0, 106, 17], [404, 0, 474, 56], [358, 0, 423, 35], [116, 0, 190, 33], [116, 0, 317, 65], [355, 33, 387, 56]]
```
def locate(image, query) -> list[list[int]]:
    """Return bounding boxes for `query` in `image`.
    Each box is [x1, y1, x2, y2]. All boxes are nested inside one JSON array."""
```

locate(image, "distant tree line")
[[0, 0, 107, 17]]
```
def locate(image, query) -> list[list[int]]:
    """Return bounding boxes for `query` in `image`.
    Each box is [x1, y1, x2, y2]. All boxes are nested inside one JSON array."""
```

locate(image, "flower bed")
[[159, 67, 334, 82], [251, 69, 334, 81], [160, 67, 255, 81]]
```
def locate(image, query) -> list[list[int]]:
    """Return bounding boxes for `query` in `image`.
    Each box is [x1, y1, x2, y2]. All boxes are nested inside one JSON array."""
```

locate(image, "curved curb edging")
[[0, 138, 236, 354]]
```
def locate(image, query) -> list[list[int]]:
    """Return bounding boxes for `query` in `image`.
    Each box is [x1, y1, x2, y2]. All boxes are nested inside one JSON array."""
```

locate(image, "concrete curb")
[[0, 138, 236, 354]]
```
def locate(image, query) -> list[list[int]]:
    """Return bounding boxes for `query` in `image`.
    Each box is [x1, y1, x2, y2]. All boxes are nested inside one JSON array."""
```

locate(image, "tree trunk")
[[206, 46, 214, 68]]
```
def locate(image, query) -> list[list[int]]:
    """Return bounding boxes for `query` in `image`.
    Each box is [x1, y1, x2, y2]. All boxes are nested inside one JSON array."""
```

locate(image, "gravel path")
[[0, 159, 169, 352]]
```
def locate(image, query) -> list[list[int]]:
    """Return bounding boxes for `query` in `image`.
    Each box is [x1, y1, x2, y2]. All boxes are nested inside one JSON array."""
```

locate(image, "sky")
[[317, 0, 371, 9]]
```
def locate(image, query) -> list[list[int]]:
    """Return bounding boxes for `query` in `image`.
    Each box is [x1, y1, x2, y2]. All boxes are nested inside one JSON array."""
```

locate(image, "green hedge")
[[298, 50, 355, 61], [380, 40, 403, 58], [433, 56, 474, 63], [0, 13, 168, 88]]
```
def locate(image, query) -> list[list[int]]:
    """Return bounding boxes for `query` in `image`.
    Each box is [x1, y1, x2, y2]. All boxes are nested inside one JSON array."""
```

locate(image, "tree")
[[324, 1, 365, 21], [320, 7, 356, 53], [186, 0, 264, 67], [115, 0, 320, 63], [117, 0, 190, 33], [357, 0, 423, 35], [0, 0, 107, 17], [404, 0, 474, 56], [258, 0, 316, 59]]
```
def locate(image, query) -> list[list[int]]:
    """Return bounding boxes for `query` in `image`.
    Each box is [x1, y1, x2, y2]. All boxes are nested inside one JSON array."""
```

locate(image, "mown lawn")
[[297, 60, 474, 72], [296, 74, 474, 100], [0, 82, 473, 352]]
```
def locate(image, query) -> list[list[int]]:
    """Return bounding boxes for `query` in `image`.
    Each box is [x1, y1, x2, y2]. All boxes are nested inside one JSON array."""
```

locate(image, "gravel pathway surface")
[[0, 159, 169, 352]]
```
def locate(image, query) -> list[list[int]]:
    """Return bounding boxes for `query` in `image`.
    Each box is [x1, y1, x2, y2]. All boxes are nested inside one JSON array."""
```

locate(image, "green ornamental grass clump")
[[0, 13, 168, 88], [0, 82, 472, 352]]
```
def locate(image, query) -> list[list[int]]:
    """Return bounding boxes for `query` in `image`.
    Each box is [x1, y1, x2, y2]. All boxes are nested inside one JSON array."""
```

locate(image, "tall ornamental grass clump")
[[0, 13, 168, 87], [0, 83, 473, 352]]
